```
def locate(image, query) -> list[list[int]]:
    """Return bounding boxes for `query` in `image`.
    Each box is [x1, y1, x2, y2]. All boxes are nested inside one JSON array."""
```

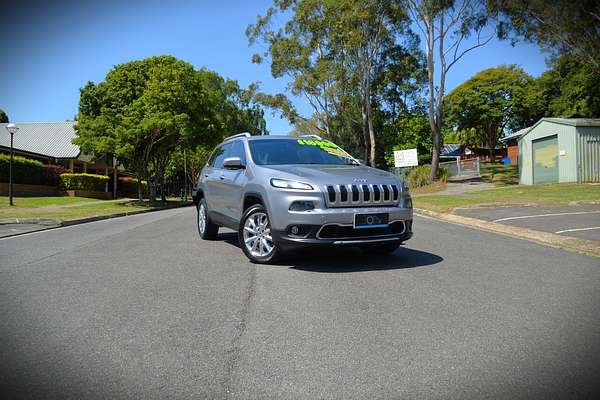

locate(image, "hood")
[[260, 164, 400, 186]]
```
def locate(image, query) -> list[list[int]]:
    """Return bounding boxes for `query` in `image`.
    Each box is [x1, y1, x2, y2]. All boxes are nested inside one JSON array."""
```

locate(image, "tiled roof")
[[0, 122, 80, 158]]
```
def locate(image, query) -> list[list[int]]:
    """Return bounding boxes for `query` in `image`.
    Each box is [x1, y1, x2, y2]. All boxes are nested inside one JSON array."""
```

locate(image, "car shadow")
[[218, 232, 443, 272]]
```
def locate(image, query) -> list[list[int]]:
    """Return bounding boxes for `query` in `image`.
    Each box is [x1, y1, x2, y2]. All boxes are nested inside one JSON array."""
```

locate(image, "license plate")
[[354, 213, 389, 229]]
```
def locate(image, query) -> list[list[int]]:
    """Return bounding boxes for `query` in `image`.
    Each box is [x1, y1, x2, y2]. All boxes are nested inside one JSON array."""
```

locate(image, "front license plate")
[[354, 213, 389, 229]]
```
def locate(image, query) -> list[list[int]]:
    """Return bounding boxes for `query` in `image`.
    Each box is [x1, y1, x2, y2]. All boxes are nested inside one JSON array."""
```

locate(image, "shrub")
[[406, 165, 450, 189], [42, 164, 67, 186], [0, 154, 46, 185], [119, 177, 148, 198], [59, 173, 109, 191]]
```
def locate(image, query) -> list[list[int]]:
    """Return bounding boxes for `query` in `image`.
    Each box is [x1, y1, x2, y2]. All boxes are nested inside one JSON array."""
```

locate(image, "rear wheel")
[[239, 204, 281, 263], [197, 198, 219, 240]]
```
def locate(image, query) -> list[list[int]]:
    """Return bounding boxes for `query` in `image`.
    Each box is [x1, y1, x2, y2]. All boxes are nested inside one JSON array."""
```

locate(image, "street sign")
[[393, 149, 418, 167]]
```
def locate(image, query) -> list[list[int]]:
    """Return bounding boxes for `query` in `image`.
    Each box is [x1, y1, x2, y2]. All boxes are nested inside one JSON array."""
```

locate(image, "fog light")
[[290, 225, 299, 235], [289, 200, 315, 211]]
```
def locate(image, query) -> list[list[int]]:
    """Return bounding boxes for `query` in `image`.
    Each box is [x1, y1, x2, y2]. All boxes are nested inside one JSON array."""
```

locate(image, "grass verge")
[[0, 196, 190, 221], [480, 162, 519, 186], [414, 183, 600, 213]]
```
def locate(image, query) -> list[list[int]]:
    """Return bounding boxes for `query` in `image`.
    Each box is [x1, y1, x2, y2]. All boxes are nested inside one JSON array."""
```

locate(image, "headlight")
[[270, 178, 313, 190], [400, 195, 412, 209], [400, 180, 410, 192]]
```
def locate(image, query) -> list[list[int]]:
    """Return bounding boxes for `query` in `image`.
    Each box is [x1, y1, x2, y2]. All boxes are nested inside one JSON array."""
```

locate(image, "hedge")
[[119, 178, 148, 198], [59, 173, 109, 191], [406, 165, 450, 189], [0, 154, 46, 185]]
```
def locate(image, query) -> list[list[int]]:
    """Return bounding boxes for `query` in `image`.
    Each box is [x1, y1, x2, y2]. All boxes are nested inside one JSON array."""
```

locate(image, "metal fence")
[[439, 157, 481, 180], [389, 157, 481, 181]]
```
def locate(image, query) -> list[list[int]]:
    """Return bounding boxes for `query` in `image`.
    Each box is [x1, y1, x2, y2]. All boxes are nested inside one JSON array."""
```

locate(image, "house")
[[440, 144, 473, 160], [0, 121, 117, 175], [518, 118, 600, 184], [500, 126, 531, 165]]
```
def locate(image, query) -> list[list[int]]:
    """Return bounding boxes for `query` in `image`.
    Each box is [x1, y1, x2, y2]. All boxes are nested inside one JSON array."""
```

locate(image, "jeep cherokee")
[[193, 133, 413, 263]]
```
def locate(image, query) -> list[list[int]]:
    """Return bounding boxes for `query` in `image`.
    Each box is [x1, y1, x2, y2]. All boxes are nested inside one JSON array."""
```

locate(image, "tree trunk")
[[365, 95, 376, 167], [430, 126, 441, 181], [361, 101, 369, 164], [136, 174, 143, 203]]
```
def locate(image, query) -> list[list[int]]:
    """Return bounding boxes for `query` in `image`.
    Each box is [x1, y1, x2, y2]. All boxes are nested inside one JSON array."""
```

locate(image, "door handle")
[[219, 175, 226, 180], [204, 174, 209, 178]]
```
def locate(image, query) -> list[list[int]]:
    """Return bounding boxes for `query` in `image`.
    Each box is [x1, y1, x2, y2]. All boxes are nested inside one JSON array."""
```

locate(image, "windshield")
[[249, 138, 359, 166]]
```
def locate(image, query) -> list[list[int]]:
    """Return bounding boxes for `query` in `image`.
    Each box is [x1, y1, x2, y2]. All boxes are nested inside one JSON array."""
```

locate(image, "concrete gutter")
[[414, 208, 600, 258], [0, 203, 193, 238]]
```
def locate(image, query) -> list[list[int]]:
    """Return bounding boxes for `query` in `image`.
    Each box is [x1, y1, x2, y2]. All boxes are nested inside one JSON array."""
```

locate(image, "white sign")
[[393, 149, 418, 167]]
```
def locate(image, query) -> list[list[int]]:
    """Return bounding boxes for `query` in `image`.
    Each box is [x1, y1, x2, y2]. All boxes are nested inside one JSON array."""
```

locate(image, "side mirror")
[[223, 157, 245, 170]]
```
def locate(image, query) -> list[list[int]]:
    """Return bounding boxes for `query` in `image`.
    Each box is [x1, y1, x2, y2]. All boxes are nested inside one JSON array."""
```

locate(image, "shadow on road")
[[218, 232, 443, 272]]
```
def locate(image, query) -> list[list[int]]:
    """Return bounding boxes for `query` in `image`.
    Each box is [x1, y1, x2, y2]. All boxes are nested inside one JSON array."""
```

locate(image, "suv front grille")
[[324, 184, 399, 207]]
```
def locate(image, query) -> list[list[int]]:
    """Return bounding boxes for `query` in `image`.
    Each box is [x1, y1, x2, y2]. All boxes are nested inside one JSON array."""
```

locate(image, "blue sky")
[[0, 0, 549, 134]]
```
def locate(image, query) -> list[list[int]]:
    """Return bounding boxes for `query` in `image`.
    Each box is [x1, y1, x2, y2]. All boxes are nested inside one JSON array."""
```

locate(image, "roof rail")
[[298, 134, 322, 140], [224, 132, 252, 141]]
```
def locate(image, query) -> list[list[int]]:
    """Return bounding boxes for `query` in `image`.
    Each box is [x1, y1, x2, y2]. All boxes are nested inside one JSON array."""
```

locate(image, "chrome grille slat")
[[324, 183, 399, 207]]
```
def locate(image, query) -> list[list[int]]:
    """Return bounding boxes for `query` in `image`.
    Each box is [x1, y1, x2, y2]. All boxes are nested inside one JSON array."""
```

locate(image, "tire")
[[238, 204, 281, 264], [361, 241, 401, 254], [197, 198, 219, 240]]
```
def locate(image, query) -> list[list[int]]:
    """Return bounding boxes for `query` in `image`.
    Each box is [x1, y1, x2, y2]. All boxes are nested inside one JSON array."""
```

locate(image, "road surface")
[[1, 207, 599, 399]]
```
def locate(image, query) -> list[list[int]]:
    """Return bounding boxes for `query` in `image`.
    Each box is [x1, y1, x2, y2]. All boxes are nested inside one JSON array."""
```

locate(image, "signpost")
[[393, 149, 418, 168]]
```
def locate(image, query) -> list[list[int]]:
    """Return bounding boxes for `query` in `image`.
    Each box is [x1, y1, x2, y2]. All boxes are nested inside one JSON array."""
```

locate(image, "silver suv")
[[193, 133, 413, 263]]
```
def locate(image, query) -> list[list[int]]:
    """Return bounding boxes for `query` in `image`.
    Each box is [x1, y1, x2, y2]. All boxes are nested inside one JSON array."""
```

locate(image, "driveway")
[[1, 207, 599, 399], [455, 204, 600, 241]]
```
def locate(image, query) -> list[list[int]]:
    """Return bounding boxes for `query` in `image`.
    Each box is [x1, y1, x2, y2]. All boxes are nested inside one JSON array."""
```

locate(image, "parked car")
[[193, 133, 413, 263]]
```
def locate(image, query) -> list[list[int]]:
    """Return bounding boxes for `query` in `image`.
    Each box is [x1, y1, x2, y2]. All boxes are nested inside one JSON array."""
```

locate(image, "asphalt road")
[[1, 207, 599, 399], [456, 204, 600, 241]]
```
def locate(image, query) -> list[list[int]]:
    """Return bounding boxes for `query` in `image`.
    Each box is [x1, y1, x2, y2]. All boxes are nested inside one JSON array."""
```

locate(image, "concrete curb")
[[414, 207, 600, 258], [0, 203, 193, 238]]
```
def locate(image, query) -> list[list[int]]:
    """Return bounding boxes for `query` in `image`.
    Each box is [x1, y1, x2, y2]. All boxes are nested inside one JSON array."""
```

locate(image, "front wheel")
[[239, 204, 282, 263]]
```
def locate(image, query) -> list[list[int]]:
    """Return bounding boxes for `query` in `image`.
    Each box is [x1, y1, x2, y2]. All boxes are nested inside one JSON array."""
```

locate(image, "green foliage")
[[59, 173, 109, 191], [0, 108, 8, 123], [489, 0, 600, 72], [445, 65, 540, 157], [536, 55, 600, 118], [75, 55, 267, 200], [406, 165, 450, 188], [0, 154, 46, 185], [382, 111, 432, 166]]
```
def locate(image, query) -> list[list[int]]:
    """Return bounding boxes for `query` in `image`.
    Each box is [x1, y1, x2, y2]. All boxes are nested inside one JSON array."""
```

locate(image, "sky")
[[0, 0, 550, 135]]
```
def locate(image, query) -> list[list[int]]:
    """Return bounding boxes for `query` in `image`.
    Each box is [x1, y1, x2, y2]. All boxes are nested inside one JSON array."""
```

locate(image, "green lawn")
[[0, 196, 189, 221], [480, 162, 519, 186], [414, 183, 600, 213], [0, 196, 102, 209]]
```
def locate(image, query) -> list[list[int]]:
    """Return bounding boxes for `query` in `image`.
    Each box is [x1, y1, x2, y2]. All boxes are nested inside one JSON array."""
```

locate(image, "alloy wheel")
[[243, 212, 274, 258], [198, 203, 206, 234]]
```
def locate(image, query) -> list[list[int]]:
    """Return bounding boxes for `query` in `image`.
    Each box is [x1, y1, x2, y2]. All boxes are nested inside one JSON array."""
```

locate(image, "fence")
[[439, 157, 480, 180]]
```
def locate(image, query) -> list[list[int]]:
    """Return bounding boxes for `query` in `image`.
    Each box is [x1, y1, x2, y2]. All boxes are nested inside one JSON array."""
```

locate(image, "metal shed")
[[518, 118, 600, 184]]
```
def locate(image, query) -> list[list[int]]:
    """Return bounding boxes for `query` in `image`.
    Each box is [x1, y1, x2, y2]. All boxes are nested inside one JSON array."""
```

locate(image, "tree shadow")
[[218, 231, 443, 272]]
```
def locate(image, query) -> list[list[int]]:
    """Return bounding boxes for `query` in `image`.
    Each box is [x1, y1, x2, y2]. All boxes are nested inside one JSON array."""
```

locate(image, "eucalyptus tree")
[[406, 0, 491, 179], [248, 0, 417, 166]]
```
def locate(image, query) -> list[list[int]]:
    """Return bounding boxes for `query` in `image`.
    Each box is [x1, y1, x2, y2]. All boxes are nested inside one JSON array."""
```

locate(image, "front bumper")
[[271, 205, 413, 248]]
